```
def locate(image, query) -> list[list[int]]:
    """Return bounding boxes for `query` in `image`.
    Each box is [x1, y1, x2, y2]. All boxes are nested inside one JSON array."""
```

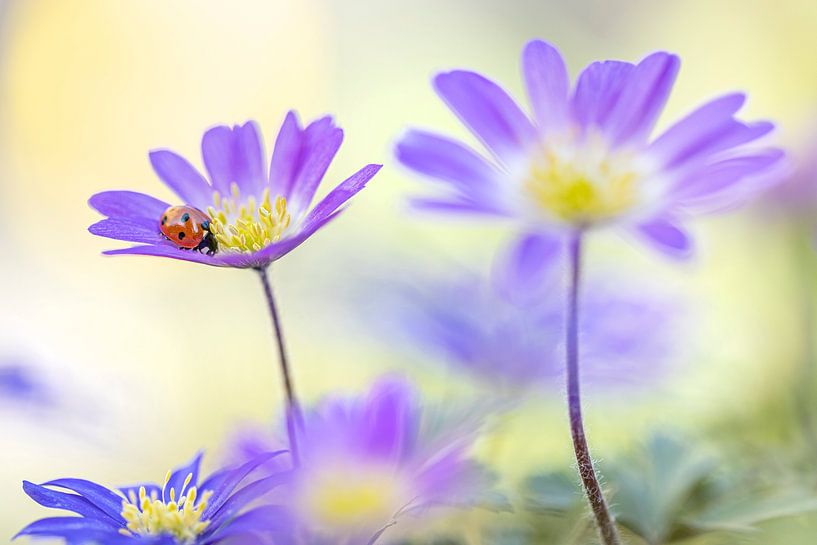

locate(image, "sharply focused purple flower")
[[362, 246, 677, 393], [17, 451, 289, 544], [228, 378, 502, 544], [396, 39, 784, 259], [89, 112, 381, 268]]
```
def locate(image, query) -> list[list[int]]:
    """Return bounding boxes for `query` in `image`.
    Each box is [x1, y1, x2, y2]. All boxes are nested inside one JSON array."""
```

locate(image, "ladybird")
[[159, 205, 217, 255]]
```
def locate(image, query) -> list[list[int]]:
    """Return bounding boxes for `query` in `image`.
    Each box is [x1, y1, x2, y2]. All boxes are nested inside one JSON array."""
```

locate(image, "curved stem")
[[566, 234, 621, 545], [256, 266, 303, 468]]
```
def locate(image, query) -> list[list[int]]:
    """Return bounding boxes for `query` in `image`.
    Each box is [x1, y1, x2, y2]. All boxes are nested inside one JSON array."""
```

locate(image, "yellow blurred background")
[[2, 0, 817, 543]]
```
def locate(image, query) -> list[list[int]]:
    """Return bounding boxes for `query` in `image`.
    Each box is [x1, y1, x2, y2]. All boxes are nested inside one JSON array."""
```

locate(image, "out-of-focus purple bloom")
[[396, 39, 784, 260], [89, 112, 381, 269], [763, 125, 817, 222], [0, 362, 53, 406], [361, 245, 677, 393], [229, 378, 502, 544], [17, 451, 289, 545]]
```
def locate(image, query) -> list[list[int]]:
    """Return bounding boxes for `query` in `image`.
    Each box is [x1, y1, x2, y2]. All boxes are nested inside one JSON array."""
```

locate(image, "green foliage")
[[522, 432, 817, 545]]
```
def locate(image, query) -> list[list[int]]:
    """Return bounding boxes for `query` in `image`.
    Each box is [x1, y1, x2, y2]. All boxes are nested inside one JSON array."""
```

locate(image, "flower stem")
[[256, 266, 303, 468], [566, 233, 621, 545]]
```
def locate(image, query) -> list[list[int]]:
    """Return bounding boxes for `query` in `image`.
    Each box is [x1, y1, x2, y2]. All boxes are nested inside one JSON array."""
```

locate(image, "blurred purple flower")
[[17, 451, 289, 545], [229, 377, 502, 544], [89, 112, 381, 268], [396, 39, 784, 260], [362, 245, 677, 393], [0, 362, 53, 406]]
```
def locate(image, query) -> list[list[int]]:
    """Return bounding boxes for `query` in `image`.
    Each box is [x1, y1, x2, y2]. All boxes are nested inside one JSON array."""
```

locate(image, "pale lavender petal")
[[268, 110, 303, 198], [395, 130, 502, 196], [408, 197, 510, 216], [88, 218, 161, 244], [149, 150, 214, 209], [522, 40, 569, 132], [648, 93, 746, 166], [286, 116, 344, 215], [202, 121, 266, 198], [672, 149, 786, 212], [604, 52, 680, 147], [570, 60, 635, 131], [434, 70, 537, 164], [633, 218, 693, 259], [88, 191, 168, 220], [493, 231, 562, 302]]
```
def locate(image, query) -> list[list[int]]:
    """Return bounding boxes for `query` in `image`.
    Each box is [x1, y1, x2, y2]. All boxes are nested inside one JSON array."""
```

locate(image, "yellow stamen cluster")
[[299, 465, 408, 531], [119, 471, 213, 544], [207, 184, 291, 253], [525, 143, 640, 225]]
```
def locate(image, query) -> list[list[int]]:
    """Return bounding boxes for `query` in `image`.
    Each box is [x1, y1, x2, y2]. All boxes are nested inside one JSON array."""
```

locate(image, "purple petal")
[[604, 52, 680, 147], [103, 243, 229, 267], [395, 130, 501, 196], [202, 121, 266, 198], [88, 191, 168, 220], [251, 208, 345, 265], [200, 452, 285, 519], [633, 218, 693, 259], [363, 379, 419, 460], [408, 197, 510, 216], [22, 481, 123, 525], [493, 231, 562, 302], [269, 110, 303, 199], [303, 164, 381, 226], [15, 517, 118, 539], [286, 116, 344, 215], [570, 60, 635, 131], [433, 70, 537, 164], [208, 472, 290, 528], [648, 93, 747, 167], [201, 506, 292, 545], [40, 478, 125, 520], [149, 150, 214, 209], [88, 218, 162, 244], [522, 40, 569, 132], [672, 149, 786, 212]]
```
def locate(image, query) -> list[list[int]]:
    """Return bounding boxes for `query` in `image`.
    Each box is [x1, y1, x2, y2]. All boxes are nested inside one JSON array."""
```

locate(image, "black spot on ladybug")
[[178, 232, 186, 240], [162, 216, 167, 225], [182, 213, 190, 222], [201, 220, 210, 230]]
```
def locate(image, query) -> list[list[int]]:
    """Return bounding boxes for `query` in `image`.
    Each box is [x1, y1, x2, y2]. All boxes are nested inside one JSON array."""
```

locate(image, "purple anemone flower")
[[228, 378, 502, 544], [396, 39, 784, 259], [17, 451, 290, 545], [90, 112, 381, 269], [363, 244, 677, 393]]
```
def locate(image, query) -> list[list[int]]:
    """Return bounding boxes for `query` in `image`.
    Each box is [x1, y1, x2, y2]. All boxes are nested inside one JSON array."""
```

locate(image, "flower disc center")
[[119, 472, 213, 544], [207, 184, 291, 253], [524, 138, 641, 225]]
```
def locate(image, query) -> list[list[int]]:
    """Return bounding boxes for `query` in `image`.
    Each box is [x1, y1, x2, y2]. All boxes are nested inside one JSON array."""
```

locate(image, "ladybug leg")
[[196, 232, 218, 256]]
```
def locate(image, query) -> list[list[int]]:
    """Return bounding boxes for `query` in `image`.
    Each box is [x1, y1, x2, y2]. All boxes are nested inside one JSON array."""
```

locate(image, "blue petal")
[[199, 451, 285, 519], [201, 506, 293, 545], [42, 478, 126, 520], [208, 472, 291, 528], [23, 481, 123, 525], [15, 516, 116, 539], [165, 451, 204, 501]]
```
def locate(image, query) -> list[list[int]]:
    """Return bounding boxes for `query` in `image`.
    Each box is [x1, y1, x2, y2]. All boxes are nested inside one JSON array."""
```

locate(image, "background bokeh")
[[2, 0, 817, 543]]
